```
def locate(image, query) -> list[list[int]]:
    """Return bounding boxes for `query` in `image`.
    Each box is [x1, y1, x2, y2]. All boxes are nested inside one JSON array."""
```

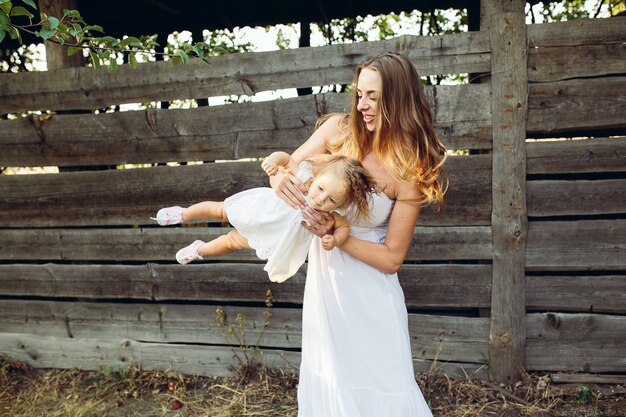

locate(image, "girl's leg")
[[197, 230, 251, 256], [182, 201, 228, 223], [176, 231, 251, 264]]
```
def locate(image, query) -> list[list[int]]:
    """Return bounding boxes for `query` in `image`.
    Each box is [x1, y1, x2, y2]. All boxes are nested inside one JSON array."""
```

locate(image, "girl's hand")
[[272, 170, 308, 209], [261, 159, 279, 176], [301, 207, 335, 237], [321, 234, 336, 251]]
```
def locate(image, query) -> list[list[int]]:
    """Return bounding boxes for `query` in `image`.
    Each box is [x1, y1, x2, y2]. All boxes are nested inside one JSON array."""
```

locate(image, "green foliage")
[[0, 0, 219, 70], [214, 290, 275, 371], [577, 385, 593, 404]]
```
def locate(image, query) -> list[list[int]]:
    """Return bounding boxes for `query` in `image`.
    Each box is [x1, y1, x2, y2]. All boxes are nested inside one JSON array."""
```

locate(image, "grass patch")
[[1, 354, 624, 416]]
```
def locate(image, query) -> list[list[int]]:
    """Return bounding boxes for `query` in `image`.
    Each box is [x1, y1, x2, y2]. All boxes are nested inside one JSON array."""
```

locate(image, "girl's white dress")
[[297, 192, 433, 417], [223, 162, 314, 283]]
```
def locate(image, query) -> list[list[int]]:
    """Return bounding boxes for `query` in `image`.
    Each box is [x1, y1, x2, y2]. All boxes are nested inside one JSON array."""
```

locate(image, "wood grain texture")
[[0, 332, 487, 379], [0, 263, 492, 308], [526, 313, 626, 372], [526, 137, 626, 174], [526, 275, 626, 313], [484, 0, 528, 383], [0, 32, 490, 114], [527, 179, 626, 217], [0, 155, 491, 227], [0, 86, 491, 168], [526, 219, 626, 271], [0, 225, 492, 262], [527, 77, 626, 134], [0, 301, 489, 364]]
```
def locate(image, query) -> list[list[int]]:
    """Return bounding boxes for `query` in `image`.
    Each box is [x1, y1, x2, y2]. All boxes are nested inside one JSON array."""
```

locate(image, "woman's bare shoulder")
[[319, 114, 347, 147]]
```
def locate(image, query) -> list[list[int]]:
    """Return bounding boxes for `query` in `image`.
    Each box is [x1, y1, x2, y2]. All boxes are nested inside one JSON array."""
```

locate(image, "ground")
[[1, 355, 624, 417]]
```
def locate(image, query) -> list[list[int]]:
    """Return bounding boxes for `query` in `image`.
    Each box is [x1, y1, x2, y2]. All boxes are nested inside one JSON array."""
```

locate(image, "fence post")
[[40, 0, 85, 71], [482, 0, 529, 383]]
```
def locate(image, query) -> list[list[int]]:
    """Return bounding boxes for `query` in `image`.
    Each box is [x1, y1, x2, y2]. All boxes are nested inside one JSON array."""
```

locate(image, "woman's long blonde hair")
[[327, 52, 448, 206]]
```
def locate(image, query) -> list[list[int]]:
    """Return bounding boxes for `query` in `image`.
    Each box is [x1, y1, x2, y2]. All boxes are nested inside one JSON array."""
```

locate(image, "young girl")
[[152, 152, 375, 282]]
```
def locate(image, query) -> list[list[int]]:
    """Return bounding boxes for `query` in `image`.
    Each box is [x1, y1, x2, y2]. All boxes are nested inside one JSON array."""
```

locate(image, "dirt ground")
[[1, 355, 624, 417]]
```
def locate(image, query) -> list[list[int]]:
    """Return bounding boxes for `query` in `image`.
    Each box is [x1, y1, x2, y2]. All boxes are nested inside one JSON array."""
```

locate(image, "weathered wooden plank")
[[550, 373, 626, 384], [0, 333, 299, 377], [527, 77, 626, 134], [526, 313, 626, 372], [527, 16, 626, 48], [526, 137, 626, 174], [0, 155, 491, 227], [0, 263, 492, 308], [0, 301, 302, 349], [526, 219, 626, 271], [527, 179, 626, 217], [0, 301, 489, 364], [0, 32, 490, 114], [0, 224, 492, 262], [0, 332, 487, 379], [0, 85, 491, 167], [528, 44, 626, 83], [484, 0, 528, 384], [409, 315, 489, 364], [527, 275, 626, 314]]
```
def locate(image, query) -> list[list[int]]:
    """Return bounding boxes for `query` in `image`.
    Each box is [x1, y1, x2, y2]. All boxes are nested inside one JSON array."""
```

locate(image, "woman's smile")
[[356, 68, 381, 132]]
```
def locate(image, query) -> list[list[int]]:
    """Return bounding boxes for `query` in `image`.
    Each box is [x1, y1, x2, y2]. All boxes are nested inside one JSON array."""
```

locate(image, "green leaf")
[[21, 0, 36, 9], [177, 50, 189, 64], [83, 24, 103, 33], [10, 6, 33, 18], [119, 36, 142, 48], [192, 45, 204, 59], [98, 35, 119, 46], [107, 58, 118, 74], [47, 15, 59, 29], [89, 52, 100, 69], [63, 9, 81, 18], [0, 2, 11, 15], [171, 54, 182, 65], [0, 0, 11, 5], [8, 25, 20, 43], [128, 52, 137, 69], [35, 28, 56, 40], [58, 35, 64, 45], [0, 28, 5, 43], [67, 45, 82, 56], [0, 11, 9, 30]]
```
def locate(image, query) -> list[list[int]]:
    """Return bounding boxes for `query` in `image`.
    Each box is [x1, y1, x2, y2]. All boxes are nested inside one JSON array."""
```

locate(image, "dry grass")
[[1, 354, 624, 417]]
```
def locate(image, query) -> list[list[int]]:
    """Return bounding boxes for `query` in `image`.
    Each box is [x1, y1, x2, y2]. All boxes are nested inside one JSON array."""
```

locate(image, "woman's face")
[[356, 68, 381, 132]]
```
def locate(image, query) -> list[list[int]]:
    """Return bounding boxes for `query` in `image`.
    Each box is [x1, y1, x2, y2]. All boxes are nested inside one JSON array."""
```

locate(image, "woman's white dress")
[[224, 162, 314, 283], [298, 192, 433, 417]]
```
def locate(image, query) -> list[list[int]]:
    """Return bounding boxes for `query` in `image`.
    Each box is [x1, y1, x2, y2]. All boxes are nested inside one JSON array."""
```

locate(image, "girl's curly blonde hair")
[[306, 154, 376, 220]]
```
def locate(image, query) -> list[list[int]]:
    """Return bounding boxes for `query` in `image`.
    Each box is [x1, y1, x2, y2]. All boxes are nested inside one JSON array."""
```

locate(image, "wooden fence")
[[1, 4, 625, 383]]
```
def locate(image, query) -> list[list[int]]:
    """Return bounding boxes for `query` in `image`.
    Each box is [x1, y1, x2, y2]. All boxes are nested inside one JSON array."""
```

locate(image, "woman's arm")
[[338, 183, 421, 274]]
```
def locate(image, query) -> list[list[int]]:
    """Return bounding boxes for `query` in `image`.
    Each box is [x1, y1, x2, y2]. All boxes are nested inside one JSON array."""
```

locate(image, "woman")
[[272, 52, 447, 417]]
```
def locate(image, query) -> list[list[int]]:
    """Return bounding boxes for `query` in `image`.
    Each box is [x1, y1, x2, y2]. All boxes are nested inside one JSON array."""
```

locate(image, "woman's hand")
[[271, 170, 308, 209], [301, 207, 335, 237]]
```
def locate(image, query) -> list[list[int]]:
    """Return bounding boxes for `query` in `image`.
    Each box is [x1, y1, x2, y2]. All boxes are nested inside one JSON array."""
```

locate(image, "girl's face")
[[356, 68, 381, 132], [307, 172, 347, 212]]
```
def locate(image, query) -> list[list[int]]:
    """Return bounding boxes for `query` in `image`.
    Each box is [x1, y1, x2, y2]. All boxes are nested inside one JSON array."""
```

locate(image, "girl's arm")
[[262, 151, 299, 176], [338, 183, 421, 274], [321, 213, 349, 251]]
